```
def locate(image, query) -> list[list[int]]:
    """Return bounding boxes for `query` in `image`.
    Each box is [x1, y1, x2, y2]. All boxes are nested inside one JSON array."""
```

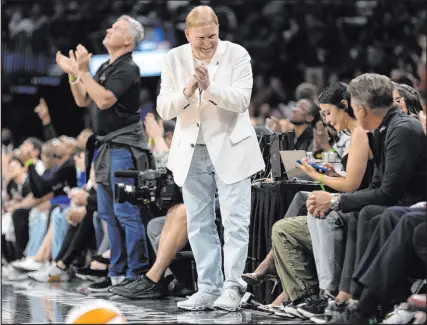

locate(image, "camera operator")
[[110, 114, 193, 299], [56, 15, 151, 292]]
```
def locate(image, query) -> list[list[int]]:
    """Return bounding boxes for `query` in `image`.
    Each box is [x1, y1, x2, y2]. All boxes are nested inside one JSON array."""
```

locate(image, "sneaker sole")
[[13, 266, 40, 272], [88, 286, 111, 293], [75, 273, 88, 281], [310, 315, 329, 324], [275, 311, 296, 319], [297, 307, 317, 319], [213, 305, 239, 312], [257, 305, 276, 313], [7, 275, 28, 281], [177, 303, 215, 311], [29, 277, 49, 283], [284, 307, 304, 319], [110, 290, 167, 300]]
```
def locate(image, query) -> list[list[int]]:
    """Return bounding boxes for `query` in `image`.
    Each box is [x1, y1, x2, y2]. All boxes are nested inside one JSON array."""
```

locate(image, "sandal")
[[257, 304, 281, 313], [241, 273, 278, 286], [91, 255, 110, 265]]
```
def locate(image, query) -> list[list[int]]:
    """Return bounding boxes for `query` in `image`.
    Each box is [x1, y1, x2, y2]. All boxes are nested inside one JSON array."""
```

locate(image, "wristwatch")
[[330, 194, 341, 211]]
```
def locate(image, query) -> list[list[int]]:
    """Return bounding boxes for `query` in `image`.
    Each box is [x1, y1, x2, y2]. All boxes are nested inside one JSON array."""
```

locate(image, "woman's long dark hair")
[[318, 82, 354, 118], [395, 83, 423, 115]]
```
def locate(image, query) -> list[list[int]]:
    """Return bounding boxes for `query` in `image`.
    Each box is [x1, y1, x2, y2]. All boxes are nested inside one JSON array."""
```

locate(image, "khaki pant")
[[272, 216, 319, 301]]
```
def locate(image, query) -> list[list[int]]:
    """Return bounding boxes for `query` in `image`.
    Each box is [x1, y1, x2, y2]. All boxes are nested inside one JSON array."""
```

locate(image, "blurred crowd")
[[2, 0, 426, 129]]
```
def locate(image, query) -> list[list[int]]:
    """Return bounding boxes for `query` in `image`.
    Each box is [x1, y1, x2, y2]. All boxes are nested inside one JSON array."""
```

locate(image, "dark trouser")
[[338, 212, 358, 294], [2, 234, 17, 262], [355, 210, 426, 311], [413, 222, 427, 263], [11, 208, 31, 259], [54, 211, 96, 266], [355, 205, 389, 267], [96, 148, 150, 279], [353, 207, 425, 299], [284, 191, 309, 218]]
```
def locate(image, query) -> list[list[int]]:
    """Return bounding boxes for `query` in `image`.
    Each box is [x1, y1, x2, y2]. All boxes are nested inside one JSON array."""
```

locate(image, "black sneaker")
[[297, 295, 331, 319], [75, 265, 108, 281], [108, 278, 134, 292], [109, 274, 166, 299], [274, 303, 296, 319], [325, 299, 349, 316], [310, 300, 349, 324], [88, 277, 112, 292], [168, 278, 195, 297], [282, 300, 305, 318]]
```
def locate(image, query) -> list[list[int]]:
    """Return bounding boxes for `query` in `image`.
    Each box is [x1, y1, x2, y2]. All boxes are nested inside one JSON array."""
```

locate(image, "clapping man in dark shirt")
[[56, 15, 151, 292]]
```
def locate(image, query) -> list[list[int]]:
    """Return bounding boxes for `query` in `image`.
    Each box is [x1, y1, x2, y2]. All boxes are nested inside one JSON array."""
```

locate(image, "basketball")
[[65, 300, 126, 324]]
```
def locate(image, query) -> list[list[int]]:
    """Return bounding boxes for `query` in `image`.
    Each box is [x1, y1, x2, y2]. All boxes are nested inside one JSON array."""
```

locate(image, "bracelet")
[[25, 159, 34, 167], [68, 74, 77, 82], [317, 174, 326, 191], [69, 77, 80, 85], [148, 138, 154, 145]]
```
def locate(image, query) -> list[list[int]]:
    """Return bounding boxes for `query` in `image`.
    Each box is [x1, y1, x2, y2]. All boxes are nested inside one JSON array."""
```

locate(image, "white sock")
[[110, 275, 126, 285]]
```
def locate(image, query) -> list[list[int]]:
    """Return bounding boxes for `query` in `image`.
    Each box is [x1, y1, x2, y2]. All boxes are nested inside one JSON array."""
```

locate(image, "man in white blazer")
[[156, 6, 264, 311]]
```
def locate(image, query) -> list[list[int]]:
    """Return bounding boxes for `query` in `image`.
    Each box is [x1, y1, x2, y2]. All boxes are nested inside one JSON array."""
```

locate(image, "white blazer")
[[156, 40, 265, 187]]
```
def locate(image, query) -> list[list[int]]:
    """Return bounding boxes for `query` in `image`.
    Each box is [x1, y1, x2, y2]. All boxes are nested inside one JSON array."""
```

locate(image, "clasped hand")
[[194, 64, 210, 90], [185, 64, 210, 97], [306, 191, 333, 218], [56, 44, 92, 77]]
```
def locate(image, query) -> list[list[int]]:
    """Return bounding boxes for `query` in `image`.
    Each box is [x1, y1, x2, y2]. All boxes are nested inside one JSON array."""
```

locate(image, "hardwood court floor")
[[1, 278, 311, 324]]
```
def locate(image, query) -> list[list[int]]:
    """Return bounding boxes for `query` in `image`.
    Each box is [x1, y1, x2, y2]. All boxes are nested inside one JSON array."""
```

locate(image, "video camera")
[[114, 168, 182, 210]]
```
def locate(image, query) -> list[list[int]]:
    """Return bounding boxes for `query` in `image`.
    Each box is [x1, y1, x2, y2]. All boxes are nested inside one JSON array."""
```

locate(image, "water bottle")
[[306, 152, 315, 164]]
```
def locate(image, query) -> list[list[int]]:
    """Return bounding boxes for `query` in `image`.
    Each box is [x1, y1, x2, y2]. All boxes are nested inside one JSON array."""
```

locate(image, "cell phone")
[[296, 160, 329, 173]]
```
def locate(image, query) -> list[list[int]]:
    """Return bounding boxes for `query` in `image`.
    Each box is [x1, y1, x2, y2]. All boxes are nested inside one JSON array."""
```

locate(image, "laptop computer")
[[279, 150, 312, 180]]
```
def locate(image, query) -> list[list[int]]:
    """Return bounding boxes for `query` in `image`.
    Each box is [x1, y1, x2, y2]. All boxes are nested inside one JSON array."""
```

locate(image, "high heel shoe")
[[241, 273, 279, 287], [257, 303, 281, 313]]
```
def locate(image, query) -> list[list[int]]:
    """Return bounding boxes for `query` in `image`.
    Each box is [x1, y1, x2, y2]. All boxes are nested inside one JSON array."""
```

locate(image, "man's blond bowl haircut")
[[185, 5, 219, 29]]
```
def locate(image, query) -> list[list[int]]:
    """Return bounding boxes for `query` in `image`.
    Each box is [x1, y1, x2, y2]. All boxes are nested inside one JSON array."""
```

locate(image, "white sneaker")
[[12, 257, 45, 272], [213, 288, 243, 312], [5, 266, 28, 281], [382, 303, 416, 324], [2, 264, 13, 277], [28, 262, 56, 282], [10, 257, 26, 268], [177, 291, 219, 311], [47, 266, 70, 282]]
